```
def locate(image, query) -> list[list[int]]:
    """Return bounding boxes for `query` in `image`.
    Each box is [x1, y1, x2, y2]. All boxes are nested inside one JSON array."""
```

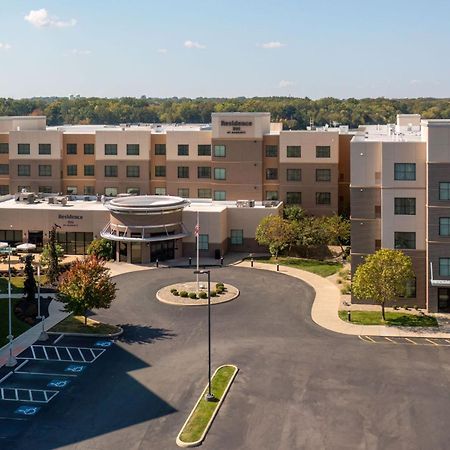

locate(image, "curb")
[[47, 326, 123, 338], [176, 364, 239, 448]]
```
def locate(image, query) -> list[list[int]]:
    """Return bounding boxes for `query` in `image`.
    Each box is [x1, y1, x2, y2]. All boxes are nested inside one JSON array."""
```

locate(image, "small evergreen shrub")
[[216, 282, 224, 289], [170, 288, 178, 294], [340, 283, 351, 295], [210, 290, 217, 297], [403, 304, 409, 310], [180, 291, 188, 298], [173, 290, 179, 296], [198, 291, 207, 299], [189, 292, 197, 299]]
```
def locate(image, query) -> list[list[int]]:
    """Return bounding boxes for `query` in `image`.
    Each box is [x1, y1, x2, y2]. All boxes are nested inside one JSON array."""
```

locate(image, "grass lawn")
[[50, 315, 121, 335], [179, 365, 237, 444], [339, 310, 438, 327], [0, 299, 31, 347], [0, 276, 49, 294], [259, 257, 342, 277]]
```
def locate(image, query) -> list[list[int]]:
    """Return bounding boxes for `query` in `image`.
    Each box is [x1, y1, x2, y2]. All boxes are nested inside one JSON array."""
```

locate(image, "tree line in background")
[[1, 96, 450, 128]]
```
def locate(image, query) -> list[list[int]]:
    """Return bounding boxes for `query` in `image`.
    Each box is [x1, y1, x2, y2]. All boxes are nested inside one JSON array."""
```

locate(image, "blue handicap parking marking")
[[47, 379, 71, 388], [95, 341, 112, 348], [64, 364, 86, 373], [15, 405, 40, 416]]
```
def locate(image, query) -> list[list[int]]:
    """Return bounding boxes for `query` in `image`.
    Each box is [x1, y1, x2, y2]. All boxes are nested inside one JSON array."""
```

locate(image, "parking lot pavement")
[[359, 335, 450, 346]]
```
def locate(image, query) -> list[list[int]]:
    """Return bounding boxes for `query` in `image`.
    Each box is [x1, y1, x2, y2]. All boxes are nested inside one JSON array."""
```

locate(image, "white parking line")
[[42, 347, 49, 360], [17, 345, 105, 363], [54, 347, 61, 361], [54, 335, 64, 344], [404, 338, 417, 345], [15, 371, 78, 378], [0, 387, 58, 404], [425, 338, 439, 346], [14, 360, 29, 372], [0, 372, 13, 384], [384, 337, 397, 344]]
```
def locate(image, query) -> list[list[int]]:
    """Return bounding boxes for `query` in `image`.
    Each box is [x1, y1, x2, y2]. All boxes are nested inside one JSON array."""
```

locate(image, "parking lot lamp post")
[[6, 248, 17, 367], [37, 263, 48, 341]]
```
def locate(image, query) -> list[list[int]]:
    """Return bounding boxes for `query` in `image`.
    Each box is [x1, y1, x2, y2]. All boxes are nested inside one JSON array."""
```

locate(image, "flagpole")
[[196, 210, 199, 292]]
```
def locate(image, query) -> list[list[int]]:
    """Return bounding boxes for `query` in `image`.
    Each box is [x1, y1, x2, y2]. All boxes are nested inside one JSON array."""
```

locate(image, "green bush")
[[215, 282, 224, 289], [198, 291, 207, 299], [189, 292, 197, 299], [403, 304, 409, 310], [340, 283, 351, 295], [216, 287, 224, 294], [180, 291, 188, 298], [170, 288, 178, 294], [413, 305, 419, 310], [210, 290, 217, 297], [336, 279, 343, 284], [173, 290, 179, 296]]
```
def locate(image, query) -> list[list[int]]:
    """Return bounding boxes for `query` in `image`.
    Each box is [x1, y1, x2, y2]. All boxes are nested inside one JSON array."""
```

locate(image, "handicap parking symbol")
[[64, 365, 86, 373], [48, 379, 70, 388], [15, 405, 40, 416], [95, 341, 112, 348]]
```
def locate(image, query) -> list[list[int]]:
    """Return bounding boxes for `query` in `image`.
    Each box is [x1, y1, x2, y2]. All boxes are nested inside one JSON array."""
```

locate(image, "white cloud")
[[157, 48, 168, 54], [184, 40, 206, 49], [71, 49, 92, 56], [260, 41, 285, 49], [0, 43, 11, 50], [279, 80, 295, 88], [24, 9, 76, 28]]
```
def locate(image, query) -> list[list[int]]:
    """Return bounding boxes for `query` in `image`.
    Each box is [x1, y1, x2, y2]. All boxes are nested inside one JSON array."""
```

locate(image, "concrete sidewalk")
[[236, 260, 450, 338]]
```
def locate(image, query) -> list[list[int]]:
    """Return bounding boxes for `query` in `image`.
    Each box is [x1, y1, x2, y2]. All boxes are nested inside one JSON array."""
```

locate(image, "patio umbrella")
[[16, 243, 37, 252], [0, 242, 8, 249]]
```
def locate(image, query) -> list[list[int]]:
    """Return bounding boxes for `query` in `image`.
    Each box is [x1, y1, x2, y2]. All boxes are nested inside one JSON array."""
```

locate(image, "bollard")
[[220, 256, 224, 267], [189, 257, 192, 266], [277, 263, 280, 272], [156, 258, 159, 268], [347, 311, 351, 322], [251, 258, 254, 268]]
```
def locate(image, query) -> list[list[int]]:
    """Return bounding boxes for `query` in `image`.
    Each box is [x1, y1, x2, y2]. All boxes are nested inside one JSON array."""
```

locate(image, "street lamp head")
[[194, 270, 210, 275]]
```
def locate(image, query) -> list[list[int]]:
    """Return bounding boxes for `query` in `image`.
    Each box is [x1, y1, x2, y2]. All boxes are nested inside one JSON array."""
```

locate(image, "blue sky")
[[0, 0, 449, 98]]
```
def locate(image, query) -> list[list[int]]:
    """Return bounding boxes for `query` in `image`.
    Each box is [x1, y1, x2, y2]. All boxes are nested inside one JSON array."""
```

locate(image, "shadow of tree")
[[118, 323, 177, 344]]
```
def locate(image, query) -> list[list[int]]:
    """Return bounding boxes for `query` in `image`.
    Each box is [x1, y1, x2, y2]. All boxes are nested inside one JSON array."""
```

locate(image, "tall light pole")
[[194, 269, 214, 401], [6, 246, 17, 367], [37, 263, 48, 341]]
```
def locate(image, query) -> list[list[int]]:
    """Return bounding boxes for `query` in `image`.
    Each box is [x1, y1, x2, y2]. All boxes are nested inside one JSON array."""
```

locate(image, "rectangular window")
[[198, 188, 212, 198], [127, 187, 140, 195], [178, 188, 189, 198], [18, 164, 31, 176], [84, 185, 95, 195], [214, 190, 226, 201], [105, 187, 118, 196], [287, 169, 301, 181], [66, 186, 77, 195], [401, 278, 417, 298], [394, 163, 416, 181], [18, 143, 30, 155], [265, 145, 278, 157], [316, 192, 331, 205], [84, 143, 95, 155], [67, 165, 77, 176], [286, 192, 301, 204], [17, 185, 30, 192], [39, 165, 51, 176], [439, 218, 450, 236], [178, 144, 189, 156], [266, 191, 278, 200], [394, 198, 416, 215], [155, 144, 166, 155], [214, 145, 226, 157], [155, 187, 166, 195], [440, 182, 450, 200], [38, 186, 52, 193], [38, 143, 51, 155], [265, 168, 278, 180], [105, 165, 118, 177], [84, 165, 95, 176], [0, 164, 9, 175], [214, 168, 226, 180], [105, 144, 118, 155], [66, 143, 77, 155], [126, 166, 140, 178], [230, 229, 244, 245], [154, 166, 166, 177], [197, 166, 211, 179], [394, 231, 416, 249], [316, 169, 331, 182], [126, 144, 140, 156], [177, 166, 189, 178], [440, 258, 450, 277], [198, 234, 209, 250], [316, 146, 331, 158], [0, 143, 8, 154], [287, 145, 301, 158], [198, 144, 211, 156]]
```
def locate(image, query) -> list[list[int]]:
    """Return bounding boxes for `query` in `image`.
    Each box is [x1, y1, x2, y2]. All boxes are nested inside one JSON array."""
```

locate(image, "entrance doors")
[[28, 231, 43, 248], [151, 241, 174, 262], [438, 288, 450, 312]]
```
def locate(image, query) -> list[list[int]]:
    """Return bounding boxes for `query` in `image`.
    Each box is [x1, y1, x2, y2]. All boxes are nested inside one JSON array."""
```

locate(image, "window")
[[126, 144, 140, 155], [105, 165, 118, 177], [84, 185, 95, 195], [316, 192, 331, 205], [198, 145, 211, 156], [0, 185, 8, 195], [287, 192, 301, 204], [266, 191, 278, 200], [178, 144, 189, 156], [401, 278, 417, 298], [66, 143, 77, 155], [39, 165, 51, 176], [0, 229, 22, 246], [440, 182, 450, 200], [127, 187, 140, 195], [105, 187, 118, 196], [66, 186, 77, 195], [155, 144, 166, 155], [155, 187, 166, 195], [230, 229, 244, 245], [0, 143, 8, 154], [84, 165, 95, 176], [84, 143, 95, 155], [105, 144, 117, 155], [265, 168, 278, 180], [39, 144, 51, 155], [198, 188, 212, 198], [18, 165, 30, 176], [214, 190, 226, 201], [18, 143, 30, 155], [126, 166, 140, 178], [394, 232, 416, 249], [287, 146, 301, 158], [0, 164, 9, 175], [197, 166, 211, 178], [178, 166, 189, 178], [395, 198, 416, 215], [56, 231, 94, 255], [67, 165, 77, 176], [265, 145, 278, 157], [440, 218, 450, 236], [198, 234, 209, 250], [316, 169, 331, 182], [287, 169, 301, 181], [214, 168, 226, 180], [155, 166, 166, 177], [316, 146, 331, 158], [440, 258, 450, 277], [17, 186, 30, 192], [178, 188, 189, 198], [214, 145, 226, 157], [38, 186, 52, 193], [394, 163, 416, 181]]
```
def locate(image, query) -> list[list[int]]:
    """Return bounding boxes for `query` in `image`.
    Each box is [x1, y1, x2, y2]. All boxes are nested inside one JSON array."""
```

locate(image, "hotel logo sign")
[[58, 213, 84, 228], [221, 120, 253, 135]]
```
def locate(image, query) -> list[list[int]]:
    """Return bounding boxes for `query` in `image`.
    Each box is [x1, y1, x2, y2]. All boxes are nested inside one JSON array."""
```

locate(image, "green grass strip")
[[50, 315, 121, 335], [258, 257, 342, 277], [179, 365, 237, 444], [338, 310, 438, 327]]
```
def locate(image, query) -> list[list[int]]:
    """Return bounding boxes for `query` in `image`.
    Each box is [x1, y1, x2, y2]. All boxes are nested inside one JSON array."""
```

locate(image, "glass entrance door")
[[150, 241, 174, 262], [28, 230, 43, 248], [438, 288, 450, 312]]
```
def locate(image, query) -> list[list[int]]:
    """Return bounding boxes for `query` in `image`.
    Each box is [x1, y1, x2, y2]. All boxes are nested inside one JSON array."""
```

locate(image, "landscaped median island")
[[176, 365, 238, 448], [338, 310, 439, 327], [50, 315, 122, 335], [257, 257, 342, 277]]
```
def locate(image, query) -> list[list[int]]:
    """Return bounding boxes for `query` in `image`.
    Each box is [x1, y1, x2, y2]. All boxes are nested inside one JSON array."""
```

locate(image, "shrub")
[[189, 292, 197, 299], [210, 290, 217, 297], [170, 288, 178, 294], [403, 304, 409, 310], [336, 279, 343, 284], [413, 305, 419, 310], [173, 290, 179, 296], [215, 282, 224, 289], [198, 291, 207, 299], [179, 291, 188, 298], [216, 287, 224, 294], [340, 283, 351, 295], [393, 305, 399, 310]]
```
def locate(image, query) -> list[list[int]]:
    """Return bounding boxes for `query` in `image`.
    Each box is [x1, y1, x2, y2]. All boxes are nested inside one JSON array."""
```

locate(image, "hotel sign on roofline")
[[221, 120, 253, 135]]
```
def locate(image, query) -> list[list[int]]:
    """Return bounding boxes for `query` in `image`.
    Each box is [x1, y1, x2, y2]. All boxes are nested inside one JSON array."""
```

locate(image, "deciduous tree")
[[255, 215, 295, 258], [87, 238, 114, 260]]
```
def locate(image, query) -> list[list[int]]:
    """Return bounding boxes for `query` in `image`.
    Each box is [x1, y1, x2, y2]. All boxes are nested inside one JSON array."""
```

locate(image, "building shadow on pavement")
[[118, 323, 177, 344]]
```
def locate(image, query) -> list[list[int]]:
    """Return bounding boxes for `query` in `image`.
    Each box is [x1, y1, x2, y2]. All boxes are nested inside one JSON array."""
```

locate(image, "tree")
[[283, 205, 306, 222], [40, 243, 64, 268], [23, 255, 36, 303], [352, 249, 414, 321], [44, 225, 63, 285], [58, 255, 117, 325], [255, 215, 295, 258], [87, 238, 114, 260], [323, 214, 351, 255]]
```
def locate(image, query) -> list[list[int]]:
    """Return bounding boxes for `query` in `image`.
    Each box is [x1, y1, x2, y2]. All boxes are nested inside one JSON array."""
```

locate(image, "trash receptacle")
[[214, 249, 221, 260]]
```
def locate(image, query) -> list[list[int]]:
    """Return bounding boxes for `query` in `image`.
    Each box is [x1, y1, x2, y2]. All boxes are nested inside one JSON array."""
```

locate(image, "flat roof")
[[47, 123, 211, 134], [352, 124, 424, 143]]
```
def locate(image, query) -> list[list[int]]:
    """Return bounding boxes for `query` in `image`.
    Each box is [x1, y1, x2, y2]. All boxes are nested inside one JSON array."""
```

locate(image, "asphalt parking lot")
[[3, 266, 450, 450]]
